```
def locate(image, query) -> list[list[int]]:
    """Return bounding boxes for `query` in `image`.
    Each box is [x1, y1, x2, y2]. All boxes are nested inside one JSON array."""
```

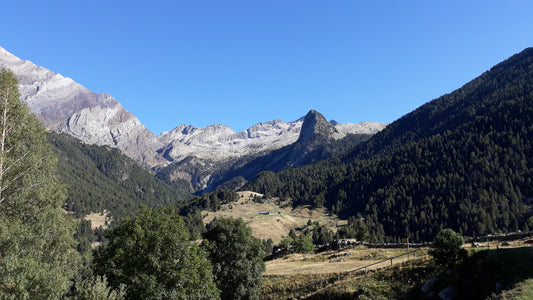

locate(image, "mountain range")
[[0, 46, 387, 191], [2, 45, 532, 243]]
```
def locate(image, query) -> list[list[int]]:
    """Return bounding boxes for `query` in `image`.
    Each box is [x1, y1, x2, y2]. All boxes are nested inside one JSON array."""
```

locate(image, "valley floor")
[[261, 242, 533, 299]]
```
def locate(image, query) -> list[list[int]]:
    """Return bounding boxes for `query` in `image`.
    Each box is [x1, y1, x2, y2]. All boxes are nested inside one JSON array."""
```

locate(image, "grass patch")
[[490, 278, 533, 299]]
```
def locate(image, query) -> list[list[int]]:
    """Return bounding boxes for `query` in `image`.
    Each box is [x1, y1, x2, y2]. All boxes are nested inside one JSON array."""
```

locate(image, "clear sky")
[[1, 1, 532, 134]]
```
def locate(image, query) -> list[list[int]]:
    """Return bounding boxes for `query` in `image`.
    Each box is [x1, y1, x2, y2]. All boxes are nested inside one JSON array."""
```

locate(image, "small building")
[[257, 211, 282, 215], [337, 220, 349, 227]]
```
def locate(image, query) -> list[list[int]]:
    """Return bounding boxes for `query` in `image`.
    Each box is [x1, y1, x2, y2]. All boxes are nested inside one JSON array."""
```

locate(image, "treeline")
[[244, 48, 533, 242], [48, 131, 192, 220]]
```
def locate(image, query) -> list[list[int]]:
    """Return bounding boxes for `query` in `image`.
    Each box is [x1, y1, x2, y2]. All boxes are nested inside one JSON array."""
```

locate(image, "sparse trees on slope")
[[0, 68, 80, 298], [203, 217, 265, 300], [93, 206, 219, 299]]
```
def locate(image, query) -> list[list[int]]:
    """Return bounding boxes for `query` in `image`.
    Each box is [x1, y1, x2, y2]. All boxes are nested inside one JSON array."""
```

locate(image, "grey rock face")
[[0, 46, 162, 167], [297, 110, 338, 144]]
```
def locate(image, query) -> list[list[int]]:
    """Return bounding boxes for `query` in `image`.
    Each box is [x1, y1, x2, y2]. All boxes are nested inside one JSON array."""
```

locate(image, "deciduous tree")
[[0, 68, 80, 298], [429, 228, 467, 268], [94, 206, 219, 299], [203, 217, 265, 300], [294, 234, 315, 258]]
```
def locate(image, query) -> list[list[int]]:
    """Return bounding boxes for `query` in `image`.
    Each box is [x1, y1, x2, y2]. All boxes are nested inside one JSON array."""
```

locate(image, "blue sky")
[[1, 1, 532, 134]]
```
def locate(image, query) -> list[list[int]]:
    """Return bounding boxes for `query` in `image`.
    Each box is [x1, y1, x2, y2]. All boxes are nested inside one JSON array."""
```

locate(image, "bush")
[[429, 229, 467, 268]]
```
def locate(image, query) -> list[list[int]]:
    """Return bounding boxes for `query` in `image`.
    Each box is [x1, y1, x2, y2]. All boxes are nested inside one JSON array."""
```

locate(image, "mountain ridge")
[[0, 46, 388, 172]]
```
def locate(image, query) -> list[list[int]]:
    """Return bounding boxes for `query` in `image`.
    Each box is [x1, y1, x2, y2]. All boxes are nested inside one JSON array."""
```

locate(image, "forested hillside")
[[244, 47, 533, 242], [48, 132, 192, 219]]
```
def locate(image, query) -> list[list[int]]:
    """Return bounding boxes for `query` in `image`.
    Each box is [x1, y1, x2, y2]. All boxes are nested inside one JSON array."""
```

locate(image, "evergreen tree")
[[203, 217, 265, 300], [0, 68, 80, 298]]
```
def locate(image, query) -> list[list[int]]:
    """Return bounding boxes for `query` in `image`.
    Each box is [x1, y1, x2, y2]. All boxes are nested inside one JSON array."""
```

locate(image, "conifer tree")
[[0, 68, 80, 298]]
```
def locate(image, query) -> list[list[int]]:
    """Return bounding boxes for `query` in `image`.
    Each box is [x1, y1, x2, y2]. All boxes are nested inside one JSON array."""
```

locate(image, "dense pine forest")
[[48, 132, 192, 219], [244, 48, 533, 242]]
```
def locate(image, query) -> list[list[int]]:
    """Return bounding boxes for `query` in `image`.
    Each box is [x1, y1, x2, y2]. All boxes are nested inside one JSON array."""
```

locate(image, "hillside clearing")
[[84, 211, 109, 229], [202, 191, 340, 243]]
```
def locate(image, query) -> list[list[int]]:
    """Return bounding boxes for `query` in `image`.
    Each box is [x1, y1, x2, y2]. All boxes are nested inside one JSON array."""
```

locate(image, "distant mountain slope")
[[156, 116, 386, 164], [48, 132, 192, 220], [156, 110, 382, 192], [207, 110, 375, 189], [244, 47, 533, 242]]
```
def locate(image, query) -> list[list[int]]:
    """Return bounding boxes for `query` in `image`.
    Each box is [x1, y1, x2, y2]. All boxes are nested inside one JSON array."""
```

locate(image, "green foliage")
[[293, 234, 315, 256], [48, 131, 192, 220], [420, 247, 533, 299], [74, 219, 100, 254], [527, 216, 533, 229], [203, 217, 265, 300], [311, 223, 335, 246], [181, 189, 238, 213], [429, 229, 467, 268], [262, 238, 274, 257], [299, 220, 335, 246], [279, 237, 294, 252], [181, 207, 206, 238], [337, 217, 370, 242], [289, 228, 298, 240], [244, 47, 533, 241], [0, 68, 81, 298], [93, 206, 219, 299], [73, 276, 126, 300]]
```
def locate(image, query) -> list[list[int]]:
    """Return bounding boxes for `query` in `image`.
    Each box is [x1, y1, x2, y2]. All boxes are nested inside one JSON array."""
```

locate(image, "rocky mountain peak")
[[297, 110, 339, 144]]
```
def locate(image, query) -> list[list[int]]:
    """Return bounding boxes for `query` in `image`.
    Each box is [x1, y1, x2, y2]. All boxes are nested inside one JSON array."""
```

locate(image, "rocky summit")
[[0, 46, 388, 171]]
